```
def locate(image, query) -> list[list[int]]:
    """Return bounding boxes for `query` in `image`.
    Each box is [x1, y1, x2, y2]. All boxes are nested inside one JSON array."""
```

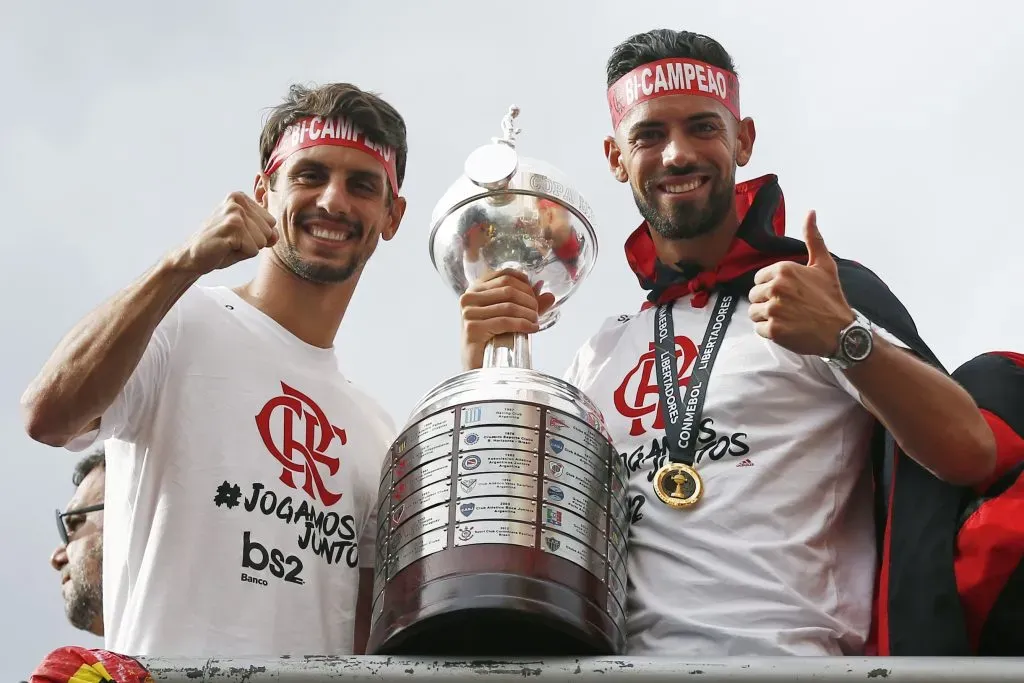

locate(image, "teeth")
[[664, 178, 705, 194], [309, 226, 351, 242]]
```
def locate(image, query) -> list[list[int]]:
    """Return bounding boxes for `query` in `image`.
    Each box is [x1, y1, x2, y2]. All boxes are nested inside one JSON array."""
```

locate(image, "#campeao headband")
[[607, 57, 740, 130], [264, 116, 399, 196]]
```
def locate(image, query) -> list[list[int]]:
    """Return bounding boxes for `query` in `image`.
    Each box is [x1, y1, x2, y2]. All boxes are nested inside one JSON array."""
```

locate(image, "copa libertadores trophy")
[[366, 106, 630, 656]]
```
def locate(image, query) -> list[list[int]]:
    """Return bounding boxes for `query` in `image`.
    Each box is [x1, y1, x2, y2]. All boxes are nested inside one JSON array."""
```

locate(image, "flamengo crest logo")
[[255, 382, 346, 507], [613, 335, 698, 436]]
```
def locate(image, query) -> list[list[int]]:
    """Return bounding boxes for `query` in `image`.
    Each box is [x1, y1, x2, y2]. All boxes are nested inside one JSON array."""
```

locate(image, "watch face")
[[842, 326, 873, 361]]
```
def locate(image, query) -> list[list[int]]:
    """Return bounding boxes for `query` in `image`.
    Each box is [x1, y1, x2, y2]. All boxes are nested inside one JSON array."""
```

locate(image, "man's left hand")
[[748, 210, 855, 357]]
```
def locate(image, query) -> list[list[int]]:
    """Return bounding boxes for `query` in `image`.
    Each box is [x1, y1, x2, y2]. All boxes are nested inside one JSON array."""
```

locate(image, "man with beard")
[[21, 82, 407, 657], [457, 30, 996, 656], [51, 449, 105, 637]]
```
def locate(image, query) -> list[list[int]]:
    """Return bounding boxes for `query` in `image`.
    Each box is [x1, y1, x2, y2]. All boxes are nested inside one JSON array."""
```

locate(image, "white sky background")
[[1, 0, 1021, 677]]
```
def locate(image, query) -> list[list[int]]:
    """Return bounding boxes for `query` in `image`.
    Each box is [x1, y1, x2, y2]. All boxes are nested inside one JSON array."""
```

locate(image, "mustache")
[[295, 209, 363, 236]]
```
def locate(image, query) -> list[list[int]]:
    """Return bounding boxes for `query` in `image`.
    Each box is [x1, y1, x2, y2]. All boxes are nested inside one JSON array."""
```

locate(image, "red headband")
[[264, 116, 400, 197], [607, 57, 740, 130]]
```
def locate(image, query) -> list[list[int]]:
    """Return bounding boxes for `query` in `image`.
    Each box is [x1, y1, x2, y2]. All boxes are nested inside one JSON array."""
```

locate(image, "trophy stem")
[[482, 332, 532, 369]]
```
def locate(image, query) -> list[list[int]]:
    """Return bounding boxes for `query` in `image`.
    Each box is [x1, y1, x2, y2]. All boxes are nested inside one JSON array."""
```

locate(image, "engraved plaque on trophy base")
[[366, 367, 630, 656]]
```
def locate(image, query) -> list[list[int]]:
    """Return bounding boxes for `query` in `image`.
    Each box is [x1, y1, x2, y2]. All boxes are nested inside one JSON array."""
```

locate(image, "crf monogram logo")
[[613, 335, 698, 436], [255, 382, 345, 507]]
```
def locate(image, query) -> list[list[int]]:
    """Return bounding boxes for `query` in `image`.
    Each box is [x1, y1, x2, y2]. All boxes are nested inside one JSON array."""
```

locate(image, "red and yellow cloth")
[[29, 647, 153, 683]]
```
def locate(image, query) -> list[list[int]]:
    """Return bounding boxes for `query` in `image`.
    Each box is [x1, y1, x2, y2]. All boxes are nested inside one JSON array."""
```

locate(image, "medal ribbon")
[[652, 291, 740, 471]]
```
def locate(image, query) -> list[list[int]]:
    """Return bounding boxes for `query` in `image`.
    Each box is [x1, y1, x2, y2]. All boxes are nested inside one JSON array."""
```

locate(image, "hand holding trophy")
[[367, 107, 629, 657]]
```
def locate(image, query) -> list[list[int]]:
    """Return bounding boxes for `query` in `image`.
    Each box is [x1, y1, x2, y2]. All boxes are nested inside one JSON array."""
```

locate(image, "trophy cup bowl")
[[366, 107, 629, 657]]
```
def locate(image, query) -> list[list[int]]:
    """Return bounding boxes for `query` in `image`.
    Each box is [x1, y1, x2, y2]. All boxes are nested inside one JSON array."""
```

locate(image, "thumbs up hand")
[[747, 210, 856, 357]]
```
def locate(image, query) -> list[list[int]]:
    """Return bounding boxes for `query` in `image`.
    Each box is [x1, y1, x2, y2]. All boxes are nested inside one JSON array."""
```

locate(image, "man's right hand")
[[459, 269, 555, 370], [22, 192, 280, 448], [173, 192, 279, 274]]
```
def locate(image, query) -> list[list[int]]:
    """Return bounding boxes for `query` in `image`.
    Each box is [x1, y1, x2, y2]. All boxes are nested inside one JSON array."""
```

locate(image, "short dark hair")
[[72, 448, 105, 487], [606, 29, 738, 87], [259, 82, 408, 193]]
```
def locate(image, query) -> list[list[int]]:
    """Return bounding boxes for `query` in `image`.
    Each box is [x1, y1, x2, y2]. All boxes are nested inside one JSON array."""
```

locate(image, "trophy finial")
[[464, 105, 523, 190], [498, 105, 522, 147]]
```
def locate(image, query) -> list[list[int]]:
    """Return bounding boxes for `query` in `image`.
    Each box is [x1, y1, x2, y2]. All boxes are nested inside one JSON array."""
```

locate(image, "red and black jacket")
[[949, 351, 1024, 655], [624, 173, 1018, 655]]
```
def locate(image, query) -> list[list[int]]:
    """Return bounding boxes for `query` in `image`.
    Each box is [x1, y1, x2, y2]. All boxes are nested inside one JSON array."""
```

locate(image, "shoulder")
[[183, 285, 239, 314], [570, 312, 642, 361], [583, 311, 645, 349], [954, 350, 1024, 382], [953, 351, 1024, 436], [834, 259, 914, 329], [151, 285, 229, 334], [834, 258, 941, 368], [153, 286, 240, 358], [564, 310, 648, 385]]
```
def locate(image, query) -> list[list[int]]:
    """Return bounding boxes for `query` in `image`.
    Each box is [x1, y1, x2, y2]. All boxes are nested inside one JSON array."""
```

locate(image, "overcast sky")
[[1, 0, 1020, 678]]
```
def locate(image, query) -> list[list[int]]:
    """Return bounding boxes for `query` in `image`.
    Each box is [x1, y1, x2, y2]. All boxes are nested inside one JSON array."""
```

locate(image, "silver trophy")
[[366, 107, 629, 657]]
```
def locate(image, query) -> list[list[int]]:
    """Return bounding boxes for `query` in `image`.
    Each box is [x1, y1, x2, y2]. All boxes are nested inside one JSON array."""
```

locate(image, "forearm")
[[843, 336, 996, 486], [21, 253, 199, 446]]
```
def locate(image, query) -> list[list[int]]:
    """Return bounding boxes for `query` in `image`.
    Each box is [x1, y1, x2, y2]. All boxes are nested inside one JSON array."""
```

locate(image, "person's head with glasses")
[[51, 448, 105, 637]]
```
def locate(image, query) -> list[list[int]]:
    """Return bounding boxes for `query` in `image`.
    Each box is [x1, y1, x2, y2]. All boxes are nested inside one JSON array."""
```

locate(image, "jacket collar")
[[624, 174, 810, 309]]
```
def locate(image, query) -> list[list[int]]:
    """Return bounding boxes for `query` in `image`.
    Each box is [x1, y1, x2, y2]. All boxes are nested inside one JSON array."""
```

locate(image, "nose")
[[661, 129, 699, 169], [316, 177, 353, 216], [50, 544, 68, 571]]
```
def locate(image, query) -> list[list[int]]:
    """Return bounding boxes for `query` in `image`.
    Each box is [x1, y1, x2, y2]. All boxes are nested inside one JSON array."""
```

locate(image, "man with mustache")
[[21, 82, 407, 657], [458, 29, 996, 656], [51, 448, 106, 637]]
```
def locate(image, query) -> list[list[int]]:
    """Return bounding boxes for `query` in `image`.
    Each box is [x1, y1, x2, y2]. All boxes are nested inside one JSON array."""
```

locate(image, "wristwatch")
[[822, 309, 874, 370]]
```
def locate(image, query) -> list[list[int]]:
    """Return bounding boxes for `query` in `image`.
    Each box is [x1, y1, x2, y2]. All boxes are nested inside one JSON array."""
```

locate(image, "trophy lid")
[[428, 106, 598, 330]]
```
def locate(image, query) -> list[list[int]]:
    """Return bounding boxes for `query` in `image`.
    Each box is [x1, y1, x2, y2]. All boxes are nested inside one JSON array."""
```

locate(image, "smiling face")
[[605, 93, 755, 241], [255, 144, 406, 285]]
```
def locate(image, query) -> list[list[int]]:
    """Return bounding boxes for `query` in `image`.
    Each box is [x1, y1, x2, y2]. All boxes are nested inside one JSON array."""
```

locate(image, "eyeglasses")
[[56, 504, 104, 545]]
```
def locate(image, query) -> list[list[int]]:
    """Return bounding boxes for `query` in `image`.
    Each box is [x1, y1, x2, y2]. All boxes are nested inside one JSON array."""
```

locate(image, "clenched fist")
[[459, 269, 554, 371], [173, 192, 279, 275]]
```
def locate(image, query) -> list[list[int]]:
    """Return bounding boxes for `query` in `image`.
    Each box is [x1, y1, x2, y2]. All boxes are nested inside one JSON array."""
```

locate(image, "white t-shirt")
[[564, 293, 899, 656], [65, 286, 395, 657]]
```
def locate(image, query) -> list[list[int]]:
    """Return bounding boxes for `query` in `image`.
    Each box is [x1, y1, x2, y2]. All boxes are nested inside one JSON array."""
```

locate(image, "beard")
[[65, 543, 102, 633], [633, 165, 735, 241], [277, 208, 367, 284], [275, 243, 364, 284]]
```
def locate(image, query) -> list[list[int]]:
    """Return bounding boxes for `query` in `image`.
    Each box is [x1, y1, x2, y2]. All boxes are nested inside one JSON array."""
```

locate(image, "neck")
[[650, 205, 741, 271], [234, 252, 359, 349]]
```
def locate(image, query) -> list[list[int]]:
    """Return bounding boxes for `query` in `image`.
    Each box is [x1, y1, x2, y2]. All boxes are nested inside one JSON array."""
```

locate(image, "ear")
[[735, 117, 756, 167], [603, 135, 629, 184], [381, 196, 407, 242], [253, 172, 271, 209]]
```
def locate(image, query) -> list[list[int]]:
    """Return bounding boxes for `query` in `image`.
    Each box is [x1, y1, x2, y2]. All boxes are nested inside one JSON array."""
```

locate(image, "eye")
[[631, 129, 664, 147], [293, 169, 325, 184], [350, 179, 380, 196], [690, 122, 722, 136], [65, 515, 85, 536]]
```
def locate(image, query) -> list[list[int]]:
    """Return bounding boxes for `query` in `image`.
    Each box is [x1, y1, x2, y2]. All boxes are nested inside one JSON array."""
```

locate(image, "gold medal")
[[653, 462, 703, 509]]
